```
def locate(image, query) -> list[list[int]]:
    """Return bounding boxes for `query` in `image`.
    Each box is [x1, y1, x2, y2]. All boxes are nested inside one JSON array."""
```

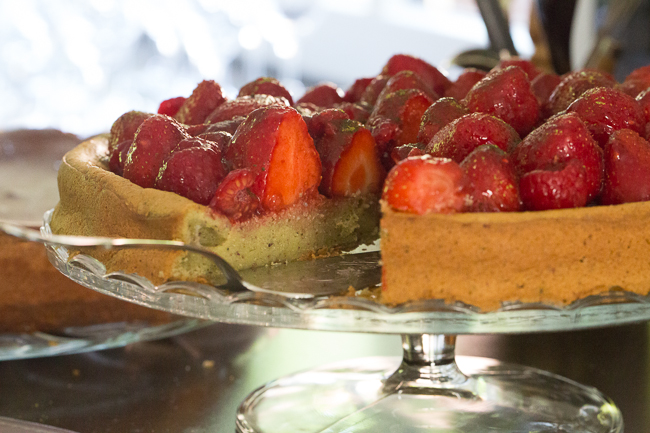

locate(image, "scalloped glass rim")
[[43, 210, 650, 335]]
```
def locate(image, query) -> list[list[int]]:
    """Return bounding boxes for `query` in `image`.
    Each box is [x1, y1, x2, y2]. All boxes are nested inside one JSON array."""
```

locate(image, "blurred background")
[[0, 0, 536, 137], [0, 0, 646, 138]]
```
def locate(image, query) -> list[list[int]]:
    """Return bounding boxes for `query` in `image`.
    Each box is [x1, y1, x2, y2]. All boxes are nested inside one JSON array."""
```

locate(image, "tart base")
[[380, 202, 650, 311]]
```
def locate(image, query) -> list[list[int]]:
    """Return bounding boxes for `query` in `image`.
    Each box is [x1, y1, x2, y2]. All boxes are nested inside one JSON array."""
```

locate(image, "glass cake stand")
[[40, 218, 649, 432]]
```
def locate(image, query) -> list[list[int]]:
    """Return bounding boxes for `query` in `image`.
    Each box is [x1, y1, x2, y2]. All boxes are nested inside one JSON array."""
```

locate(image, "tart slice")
[[51, 115, 380, 286]]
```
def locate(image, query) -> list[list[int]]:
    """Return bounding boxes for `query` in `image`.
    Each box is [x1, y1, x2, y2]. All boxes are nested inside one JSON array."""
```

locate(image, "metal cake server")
[[0, 222, 381, 299]]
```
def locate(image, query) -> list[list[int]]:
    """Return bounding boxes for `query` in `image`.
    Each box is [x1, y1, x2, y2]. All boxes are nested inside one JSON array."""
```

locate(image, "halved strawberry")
[[382, 155, 467, 215], [314, 118, 385, 197], [225, 106, 322, 212], [209, 168, 260, 221]]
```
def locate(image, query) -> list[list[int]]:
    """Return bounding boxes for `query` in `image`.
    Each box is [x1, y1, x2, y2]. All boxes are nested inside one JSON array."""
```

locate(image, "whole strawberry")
[[155, 146, 227, 205], [602, 129, 650, 205], [460, 145, 520, 212], [463, 66, 540, 137], [511, 112, 604, 201], [174, 80, 226, 125], [417, 97, 469, 147], [426, 112, 520, 163], [546, 69, 615, 116], [566, 87, 646, 148], [519, 159, 590, 210], [122, 115, 189, 188], [238, 77, 294, 105], [443, 68, 486, 101], [381, 54, 452, 97]]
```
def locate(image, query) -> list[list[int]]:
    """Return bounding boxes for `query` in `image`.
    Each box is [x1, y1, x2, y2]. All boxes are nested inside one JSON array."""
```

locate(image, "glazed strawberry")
[[343, 77, 373, 103], [368, 88, 435, 167], [492, 57, 542, 80], [567, 87, 646, 148], [331, 102, 370, 124], [155, 146, 227, 206], [307, 109, 351, 140], [602, 129, 650, 205], [618, 66, 650, 97], [530, 72, 562, 118], [313, 118, 385, 197], [636, 88, 650, 123], [174, 80, 226, 125], [426, 113, 520, 163], [460, 144, 520, 212], [546, 70, 615, 116], [296, 82, 344, 108], [359, 75, 389, 108], [417, 97, 469, 146], [108, 110, 153, 151], [173, 135, 228, 154], [196, 131, 233, 155], [511, 112, 604, 201], [238, 77, 294, 105], [382, 155, 466, 214], [463, 65, 539, 137], [205, 94, 290, 124], [200, 117, 246, 136], [108, 140, 131, 176], [390, 144, 425, 165], [443, 68, 486, 101], [519, 159, 590, 210], [381, 54, 452, 97], [209, 168, 260, 221], [376, 70, 439, 102], [157, 96, 186, 117], [225, 106, 321, 212], [122, 115, 189, 188]]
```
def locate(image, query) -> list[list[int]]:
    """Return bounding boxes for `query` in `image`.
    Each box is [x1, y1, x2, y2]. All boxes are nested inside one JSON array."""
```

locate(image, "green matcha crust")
[[51, 135, 379, 286]]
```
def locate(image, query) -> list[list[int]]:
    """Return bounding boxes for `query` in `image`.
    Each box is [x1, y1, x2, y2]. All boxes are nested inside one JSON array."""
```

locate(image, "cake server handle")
[[0, 222, 254, 295]]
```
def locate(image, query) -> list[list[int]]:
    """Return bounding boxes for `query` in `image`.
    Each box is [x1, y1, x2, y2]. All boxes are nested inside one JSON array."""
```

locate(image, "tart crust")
[[380, 201, 650, 311], [51, 135, 379, 286]]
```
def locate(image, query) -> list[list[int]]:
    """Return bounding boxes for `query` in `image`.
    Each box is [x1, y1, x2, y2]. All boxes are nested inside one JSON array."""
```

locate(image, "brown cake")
[[0, 129, 175, 333], [50, 135, 379, 286]]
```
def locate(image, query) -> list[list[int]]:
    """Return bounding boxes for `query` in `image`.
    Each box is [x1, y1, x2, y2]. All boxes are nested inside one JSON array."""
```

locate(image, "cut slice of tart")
[[51, 135, 379, 286]]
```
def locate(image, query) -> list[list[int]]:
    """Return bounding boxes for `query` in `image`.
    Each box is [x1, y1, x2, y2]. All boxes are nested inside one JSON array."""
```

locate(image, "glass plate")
[[0, 319, 208, 361], [43, 212, 650, 335]]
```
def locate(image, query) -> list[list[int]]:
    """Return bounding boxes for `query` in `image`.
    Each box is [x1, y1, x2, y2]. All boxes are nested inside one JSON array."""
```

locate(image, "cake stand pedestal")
[[236, 334, 620, 432]]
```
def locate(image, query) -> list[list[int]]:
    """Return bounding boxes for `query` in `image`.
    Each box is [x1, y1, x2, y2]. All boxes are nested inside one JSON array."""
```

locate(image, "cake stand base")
[[236, 335, 622, 433]]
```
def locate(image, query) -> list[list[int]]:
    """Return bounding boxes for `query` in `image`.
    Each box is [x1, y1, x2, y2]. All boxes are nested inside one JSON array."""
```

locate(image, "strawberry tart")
[[51, 53, 650, 311]]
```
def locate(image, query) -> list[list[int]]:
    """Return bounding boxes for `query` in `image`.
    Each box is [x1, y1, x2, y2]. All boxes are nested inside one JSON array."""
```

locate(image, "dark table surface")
[[0, 320, 648, 433]]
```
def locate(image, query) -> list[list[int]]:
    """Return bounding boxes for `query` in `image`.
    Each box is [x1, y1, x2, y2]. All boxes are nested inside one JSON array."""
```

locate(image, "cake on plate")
[[0, 129, 175, 333]]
